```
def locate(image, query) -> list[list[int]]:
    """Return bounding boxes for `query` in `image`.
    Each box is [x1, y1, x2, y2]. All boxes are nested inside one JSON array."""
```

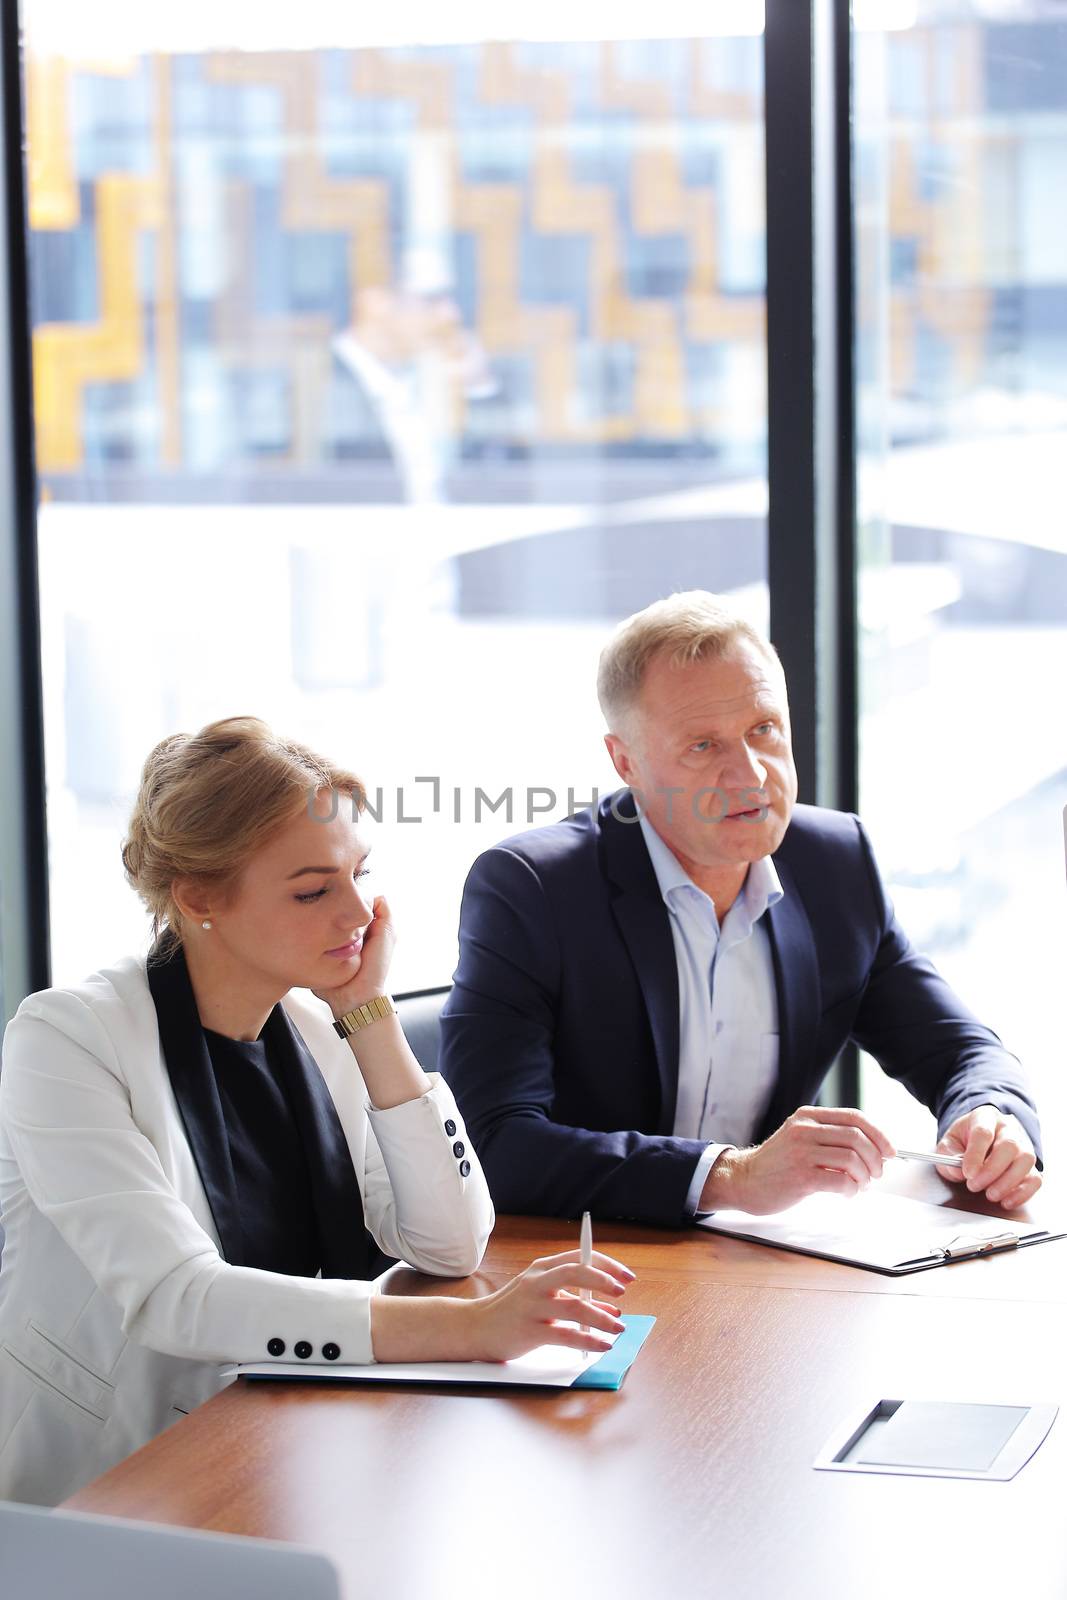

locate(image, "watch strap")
[[333, 994, 396, 1038]]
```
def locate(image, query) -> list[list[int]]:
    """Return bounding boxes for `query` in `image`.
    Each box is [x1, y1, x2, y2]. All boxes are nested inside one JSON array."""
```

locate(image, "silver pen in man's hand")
[[895, 1148, 964, 1169]]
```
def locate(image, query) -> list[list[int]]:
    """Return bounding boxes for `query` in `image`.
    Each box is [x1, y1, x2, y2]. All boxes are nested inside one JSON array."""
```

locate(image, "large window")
[[24, 11, 768, 987], [855, 1, 1067, 1153], [13, 1, 1063, 1149]]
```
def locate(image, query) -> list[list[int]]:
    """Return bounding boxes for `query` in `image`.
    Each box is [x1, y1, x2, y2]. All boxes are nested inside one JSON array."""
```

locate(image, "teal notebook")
[[571, 1314, 655, 1390]]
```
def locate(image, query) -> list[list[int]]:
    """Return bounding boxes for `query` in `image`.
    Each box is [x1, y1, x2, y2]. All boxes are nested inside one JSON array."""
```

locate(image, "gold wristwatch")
[[332, 994, 396, 1039]]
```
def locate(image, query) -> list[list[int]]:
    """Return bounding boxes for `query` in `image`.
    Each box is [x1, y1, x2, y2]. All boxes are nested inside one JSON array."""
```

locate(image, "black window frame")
[[0, 1, 48, 1025], [765, 0, 858, 1101]]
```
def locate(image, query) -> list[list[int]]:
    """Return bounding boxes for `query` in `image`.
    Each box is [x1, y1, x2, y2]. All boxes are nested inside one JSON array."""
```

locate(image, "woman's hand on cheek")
[[312, 895, 396, 1016], [351, 895, 395, 993]]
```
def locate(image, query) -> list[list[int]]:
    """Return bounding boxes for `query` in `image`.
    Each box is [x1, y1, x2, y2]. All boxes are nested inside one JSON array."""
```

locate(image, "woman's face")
[[204, 797, 375, 993]]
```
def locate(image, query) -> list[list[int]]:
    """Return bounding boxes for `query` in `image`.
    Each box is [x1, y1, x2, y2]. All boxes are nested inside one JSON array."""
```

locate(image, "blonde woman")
[[0, 718, 633, 1505]]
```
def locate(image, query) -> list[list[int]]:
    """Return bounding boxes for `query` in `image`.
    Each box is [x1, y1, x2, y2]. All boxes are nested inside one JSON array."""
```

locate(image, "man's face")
[[604, 641, 798, 873]]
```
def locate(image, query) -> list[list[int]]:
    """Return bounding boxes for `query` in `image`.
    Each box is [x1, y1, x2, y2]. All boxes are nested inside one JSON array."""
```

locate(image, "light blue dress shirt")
[[637, 812, 784, 1214]]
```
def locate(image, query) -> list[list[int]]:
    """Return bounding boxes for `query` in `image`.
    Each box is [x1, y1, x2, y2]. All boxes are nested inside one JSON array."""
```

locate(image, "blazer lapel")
[[263, 1007, 373, 1280], [599, 793, 680, 1133], [147, 946, 246, 1266], [759, 857, 821, 1141]]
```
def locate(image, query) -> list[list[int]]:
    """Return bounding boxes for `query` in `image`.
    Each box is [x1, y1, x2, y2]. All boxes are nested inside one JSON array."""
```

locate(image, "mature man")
[[439, 591, 1041, 1224]]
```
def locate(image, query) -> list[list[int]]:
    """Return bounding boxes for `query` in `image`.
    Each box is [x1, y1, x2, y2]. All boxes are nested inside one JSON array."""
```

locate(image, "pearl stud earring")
[[202, 920, 212, 930]]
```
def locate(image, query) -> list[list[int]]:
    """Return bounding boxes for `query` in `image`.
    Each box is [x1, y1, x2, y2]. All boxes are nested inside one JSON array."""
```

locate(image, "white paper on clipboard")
[[696, 1188, 1060, 1273]]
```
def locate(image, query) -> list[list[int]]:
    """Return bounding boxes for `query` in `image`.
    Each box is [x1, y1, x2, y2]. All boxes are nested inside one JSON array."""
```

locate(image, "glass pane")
[[26, 9, 768, 990], [855, 1, 1067, 1153]]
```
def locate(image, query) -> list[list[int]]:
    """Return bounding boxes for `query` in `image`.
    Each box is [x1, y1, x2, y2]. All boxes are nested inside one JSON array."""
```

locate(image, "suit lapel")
[[147, 946, 246, 1266], [759, 856, 821, 1141], [600, 794, 680, 1133]]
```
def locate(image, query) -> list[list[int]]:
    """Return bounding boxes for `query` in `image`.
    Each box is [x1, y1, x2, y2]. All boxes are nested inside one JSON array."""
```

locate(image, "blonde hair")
[[597, 590, 781, 732], [121, 716, 366, 954]]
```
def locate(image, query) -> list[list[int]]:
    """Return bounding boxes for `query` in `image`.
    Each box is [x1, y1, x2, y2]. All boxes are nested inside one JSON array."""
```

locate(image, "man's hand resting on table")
[[935, 1107, 1040, 1210], [698, 1106, 895, 1214]]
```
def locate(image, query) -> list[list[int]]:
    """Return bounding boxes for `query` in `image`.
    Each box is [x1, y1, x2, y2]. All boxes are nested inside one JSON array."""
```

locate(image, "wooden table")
[[65, 1176, 1067, 1600]]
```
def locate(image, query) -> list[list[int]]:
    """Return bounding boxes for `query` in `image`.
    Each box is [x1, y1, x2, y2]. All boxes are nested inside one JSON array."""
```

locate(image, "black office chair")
[[393, 987, 449, 1075]]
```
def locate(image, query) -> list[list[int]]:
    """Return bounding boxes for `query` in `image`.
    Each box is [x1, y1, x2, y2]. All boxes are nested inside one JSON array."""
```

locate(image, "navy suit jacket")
[[439, 791, 1040, 1226]]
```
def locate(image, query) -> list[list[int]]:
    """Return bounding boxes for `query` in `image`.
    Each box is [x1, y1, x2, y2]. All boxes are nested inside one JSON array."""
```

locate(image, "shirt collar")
[[637, 808, 784, 925], [743, 851, 785, 924]]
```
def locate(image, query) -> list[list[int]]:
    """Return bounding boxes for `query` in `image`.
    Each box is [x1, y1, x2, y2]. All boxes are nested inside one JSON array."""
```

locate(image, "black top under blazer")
[[439, 791, 1040, 1226], [148, 945, 381, 1278]]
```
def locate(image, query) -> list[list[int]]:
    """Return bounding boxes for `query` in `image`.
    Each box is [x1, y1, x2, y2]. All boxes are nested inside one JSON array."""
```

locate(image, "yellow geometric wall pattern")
[[33, 173, 164, 471], [29, 56, 182, 471], [24, 31, 993, 476]]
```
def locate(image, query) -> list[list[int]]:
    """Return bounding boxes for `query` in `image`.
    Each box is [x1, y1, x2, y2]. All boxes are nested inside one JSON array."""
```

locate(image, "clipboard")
[[233, 1313, 655, 1391], [695, 1189, 1066, 1275]]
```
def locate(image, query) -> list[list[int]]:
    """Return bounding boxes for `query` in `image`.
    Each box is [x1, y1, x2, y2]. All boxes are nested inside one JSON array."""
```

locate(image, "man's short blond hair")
[[596, 590, 781, 732]]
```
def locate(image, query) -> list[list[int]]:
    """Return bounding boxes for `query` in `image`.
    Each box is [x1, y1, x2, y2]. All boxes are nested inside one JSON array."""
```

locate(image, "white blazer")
[[0, 956, 495, 1506]]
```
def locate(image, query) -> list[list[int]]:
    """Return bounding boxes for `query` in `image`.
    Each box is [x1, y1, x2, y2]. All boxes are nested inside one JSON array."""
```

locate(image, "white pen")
[[580, 1210, 593, 1302], [579, 1210, 593, 1361], [895, 1148, 964, 1169]]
